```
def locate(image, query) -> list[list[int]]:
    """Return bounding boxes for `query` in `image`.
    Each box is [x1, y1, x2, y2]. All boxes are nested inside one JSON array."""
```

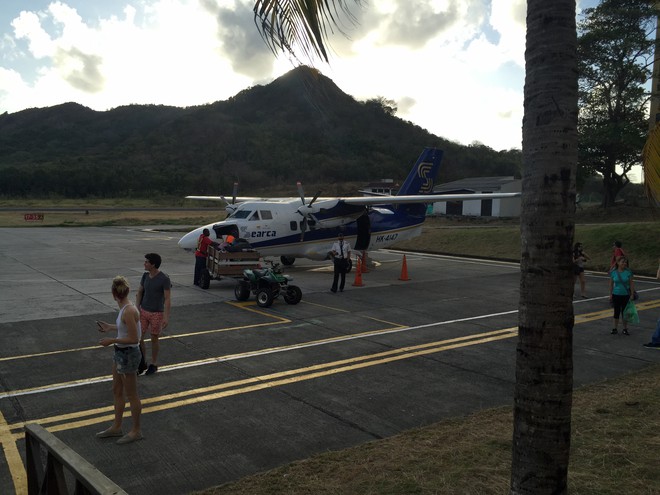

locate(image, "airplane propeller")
[[221, 182, 239, 214], [296, 182, 322, 240]]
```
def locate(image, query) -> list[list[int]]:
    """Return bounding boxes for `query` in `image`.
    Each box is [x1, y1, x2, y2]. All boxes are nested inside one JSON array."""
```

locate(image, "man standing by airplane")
[[136, 253, 171, 375], [330, 233, 351, 293]]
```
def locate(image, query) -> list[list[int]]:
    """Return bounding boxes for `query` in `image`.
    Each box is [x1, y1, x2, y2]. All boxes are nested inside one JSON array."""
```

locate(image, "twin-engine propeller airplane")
[[178, 147, 520, 265]]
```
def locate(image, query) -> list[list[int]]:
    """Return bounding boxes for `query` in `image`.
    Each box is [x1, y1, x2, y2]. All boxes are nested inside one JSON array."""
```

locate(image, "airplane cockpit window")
[[232, 210, 251, 219], [248, 211, 259, 221], [289, 221, 297, 231], [260, 210, 273, 220]]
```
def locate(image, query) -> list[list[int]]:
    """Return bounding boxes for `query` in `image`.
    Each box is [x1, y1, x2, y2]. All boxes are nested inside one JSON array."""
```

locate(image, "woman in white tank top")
[[95, 275, 144, 444]]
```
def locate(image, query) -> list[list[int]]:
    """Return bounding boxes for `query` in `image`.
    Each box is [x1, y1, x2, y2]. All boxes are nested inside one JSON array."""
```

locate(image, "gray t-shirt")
[[140, 271, 171, 312]]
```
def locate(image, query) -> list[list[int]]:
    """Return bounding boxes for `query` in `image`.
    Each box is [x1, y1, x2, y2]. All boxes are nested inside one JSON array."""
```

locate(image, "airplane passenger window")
[[260, 210, 273, 220], [290, 221, 297, 231]]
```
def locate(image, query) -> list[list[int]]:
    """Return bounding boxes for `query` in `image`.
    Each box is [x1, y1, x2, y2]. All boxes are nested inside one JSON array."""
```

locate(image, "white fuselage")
[[178, 198, 423, 261]]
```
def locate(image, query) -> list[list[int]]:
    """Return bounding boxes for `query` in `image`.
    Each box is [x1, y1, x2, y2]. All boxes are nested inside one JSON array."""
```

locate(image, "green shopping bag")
[[623, 300, 640, 324]]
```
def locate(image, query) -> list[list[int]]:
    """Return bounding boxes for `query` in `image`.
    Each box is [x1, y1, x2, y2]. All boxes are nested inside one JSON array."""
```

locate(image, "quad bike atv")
[[234, 261, 302, 308]]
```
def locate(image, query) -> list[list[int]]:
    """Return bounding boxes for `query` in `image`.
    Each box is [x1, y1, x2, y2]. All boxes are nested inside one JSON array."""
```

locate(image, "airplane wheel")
[[256, 288, 274, 308], [234, 280, 250, 301], [280, 256, 295, 266], [283, 285, 302, 305], [200, 270, 211, 290]]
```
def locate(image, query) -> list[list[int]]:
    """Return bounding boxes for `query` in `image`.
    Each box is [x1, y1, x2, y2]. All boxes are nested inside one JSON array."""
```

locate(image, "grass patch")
[[194, 365, 660, 495], [394, 218, 660, 276], [2, 203, 657, 274], [0, 209, 220, 228], [0, 197, 203, 208], [2, 203, 658, 274]]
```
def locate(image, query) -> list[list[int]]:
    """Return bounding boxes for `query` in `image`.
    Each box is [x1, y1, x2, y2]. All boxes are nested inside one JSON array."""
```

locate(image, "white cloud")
[[1, 0, 259, 111], [490, 0, 526, 66], [12, 10, 55, 58], [313, 0, 525, 150], [0, 0, 532, 150]]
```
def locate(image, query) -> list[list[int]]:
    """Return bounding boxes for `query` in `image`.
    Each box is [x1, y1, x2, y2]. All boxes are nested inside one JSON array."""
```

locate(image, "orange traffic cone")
[[360, 251, 370, 273], [398, 255, 410, 281], [352, 257, 364, 287]]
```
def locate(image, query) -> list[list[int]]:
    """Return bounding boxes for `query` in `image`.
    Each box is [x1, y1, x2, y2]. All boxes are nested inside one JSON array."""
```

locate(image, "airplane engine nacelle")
[[298, 200, 365, 230], [313, 214, 364, 229], [296, 198, 343, 217]]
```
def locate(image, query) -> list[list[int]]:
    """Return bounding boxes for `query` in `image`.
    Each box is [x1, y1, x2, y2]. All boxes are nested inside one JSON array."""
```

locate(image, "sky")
[[1, 0, 600, 155]]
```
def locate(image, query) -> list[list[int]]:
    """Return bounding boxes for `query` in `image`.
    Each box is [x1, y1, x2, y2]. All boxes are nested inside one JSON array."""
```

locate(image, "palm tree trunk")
[[511, 1, 578, 493]]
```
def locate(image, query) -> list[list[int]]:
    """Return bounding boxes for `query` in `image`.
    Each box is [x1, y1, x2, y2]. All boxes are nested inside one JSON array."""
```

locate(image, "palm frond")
[[253, 0, 362, 63], [642, 122, 660, 206]]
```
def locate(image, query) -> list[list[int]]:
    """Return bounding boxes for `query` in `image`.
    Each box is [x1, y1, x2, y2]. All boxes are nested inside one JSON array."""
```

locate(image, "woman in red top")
[[609, 240, 625, 271]]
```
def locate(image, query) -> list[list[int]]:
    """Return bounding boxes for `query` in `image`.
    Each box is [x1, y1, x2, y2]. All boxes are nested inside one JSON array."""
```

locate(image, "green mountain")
[[0, 66, 521, 198]]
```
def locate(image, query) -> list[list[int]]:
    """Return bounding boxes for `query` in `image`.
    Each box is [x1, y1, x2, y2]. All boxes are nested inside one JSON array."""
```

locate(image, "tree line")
[[0, 69, 522, 199], [0, 1, 653, 209]]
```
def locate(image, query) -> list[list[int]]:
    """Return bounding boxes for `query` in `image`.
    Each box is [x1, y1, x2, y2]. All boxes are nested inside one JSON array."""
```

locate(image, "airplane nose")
[[178, 229, 200, 250]]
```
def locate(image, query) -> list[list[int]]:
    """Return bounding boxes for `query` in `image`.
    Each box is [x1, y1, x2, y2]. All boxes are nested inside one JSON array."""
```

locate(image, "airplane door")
[[354, 213, 371, 251]]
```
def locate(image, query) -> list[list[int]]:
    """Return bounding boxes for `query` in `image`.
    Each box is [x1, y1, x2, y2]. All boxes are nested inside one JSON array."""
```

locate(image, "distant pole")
[[650, 3, 660, 131]]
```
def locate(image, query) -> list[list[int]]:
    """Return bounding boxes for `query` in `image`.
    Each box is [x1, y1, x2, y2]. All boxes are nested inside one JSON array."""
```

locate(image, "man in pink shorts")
[[136, 253, 171, 375]]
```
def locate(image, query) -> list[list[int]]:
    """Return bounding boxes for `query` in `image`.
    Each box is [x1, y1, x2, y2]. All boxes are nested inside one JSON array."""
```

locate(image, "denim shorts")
[[113, 345, 141, 374]]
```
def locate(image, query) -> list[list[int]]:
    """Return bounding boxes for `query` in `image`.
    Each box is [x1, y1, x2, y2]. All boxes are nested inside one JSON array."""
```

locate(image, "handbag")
[[623, 300, 640, 324]]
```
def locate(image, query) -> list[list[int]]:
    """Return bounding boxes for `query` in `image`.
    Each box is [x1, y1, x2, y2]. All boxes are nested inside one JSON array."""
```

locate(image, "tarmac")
[[0, 226, 659, 494]]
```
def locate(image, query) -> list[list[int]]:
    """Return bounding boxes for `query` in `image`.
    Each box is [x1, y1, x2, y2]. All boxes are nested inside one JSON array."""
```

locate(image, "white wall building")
[[361, 179, 399, 196], [431, 177, 521, 217]]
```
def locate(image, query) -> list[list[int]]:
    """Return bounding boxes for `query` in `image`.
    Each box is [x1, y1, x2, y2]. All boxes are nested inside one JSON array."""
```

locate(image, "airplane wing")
[[186, 192, 520, 204], [339, 192, 521, 205], [185, 196, 272, 203], [295, 192, 521, 229]]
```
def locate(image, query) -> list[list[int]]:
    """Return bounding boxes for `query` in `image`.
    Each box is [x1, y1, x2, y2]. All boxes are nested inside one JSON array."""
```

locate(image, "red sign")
[[24, 213, 44, 221]]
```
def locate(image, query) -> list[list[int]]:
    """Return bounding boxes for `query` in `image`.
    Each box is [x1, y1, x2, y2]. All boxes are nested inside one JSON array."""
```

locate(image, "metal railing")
[[25, 423, 127, 495]]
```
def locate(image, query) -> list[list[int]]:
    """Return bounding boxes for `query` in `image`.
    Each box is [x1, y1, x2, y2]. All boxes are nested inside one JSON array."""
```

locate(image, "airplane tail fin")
[[396, 148, 444, 196]]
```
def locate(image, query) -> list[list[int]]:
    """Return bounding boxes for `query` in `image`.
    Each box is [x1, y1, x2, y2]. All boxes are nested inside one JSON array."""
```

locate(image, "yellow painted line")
[[4, 300, 659, 400], [3, 299, 660, 491], [574, 299, 660, 323], [300, 299, 351, 312], [362, 316, 408, 328], [3, 300, 659, 401], [0, 302, 290, 364], [632, 299, 660, 310], [51, 331, 516, 436], [8, 327, 518, 437], [0, 411, 26, 495], [0, 294, 408, 368], [0, 327, 523, 495], [0, 322, 409, 400], [0, 303, 405, 400]]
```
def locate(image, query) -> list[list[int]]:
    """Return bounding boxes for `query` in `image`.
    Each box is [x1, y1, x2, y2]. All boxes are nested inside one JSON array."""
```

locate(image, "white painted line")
[[0, 309, 518, 400]]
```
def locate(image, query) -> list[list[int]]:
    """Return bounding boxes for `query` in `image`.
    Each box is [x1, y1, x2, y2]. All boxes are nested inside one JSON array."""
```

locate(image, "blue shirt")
[[610, 268, 632, 296]]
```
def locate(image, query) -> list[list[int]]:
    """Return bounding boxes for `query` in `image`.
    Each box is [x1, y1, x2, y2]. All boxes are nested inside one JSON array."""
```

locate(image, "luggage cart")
[[199, 245, 261, 289]]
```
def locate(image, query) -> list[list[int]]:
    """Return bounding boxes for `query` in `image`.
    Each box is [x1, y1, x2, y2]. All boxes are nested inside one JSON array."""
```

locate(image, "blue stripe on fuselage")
[[244, 205, 424, 250]]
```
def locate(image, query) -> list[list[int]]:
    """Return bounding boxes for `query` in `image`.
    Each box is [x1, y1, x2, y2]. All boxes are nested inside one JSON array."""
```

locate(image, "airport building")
[[361, 179, 399, 196], [430, 176, 521, 217]]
